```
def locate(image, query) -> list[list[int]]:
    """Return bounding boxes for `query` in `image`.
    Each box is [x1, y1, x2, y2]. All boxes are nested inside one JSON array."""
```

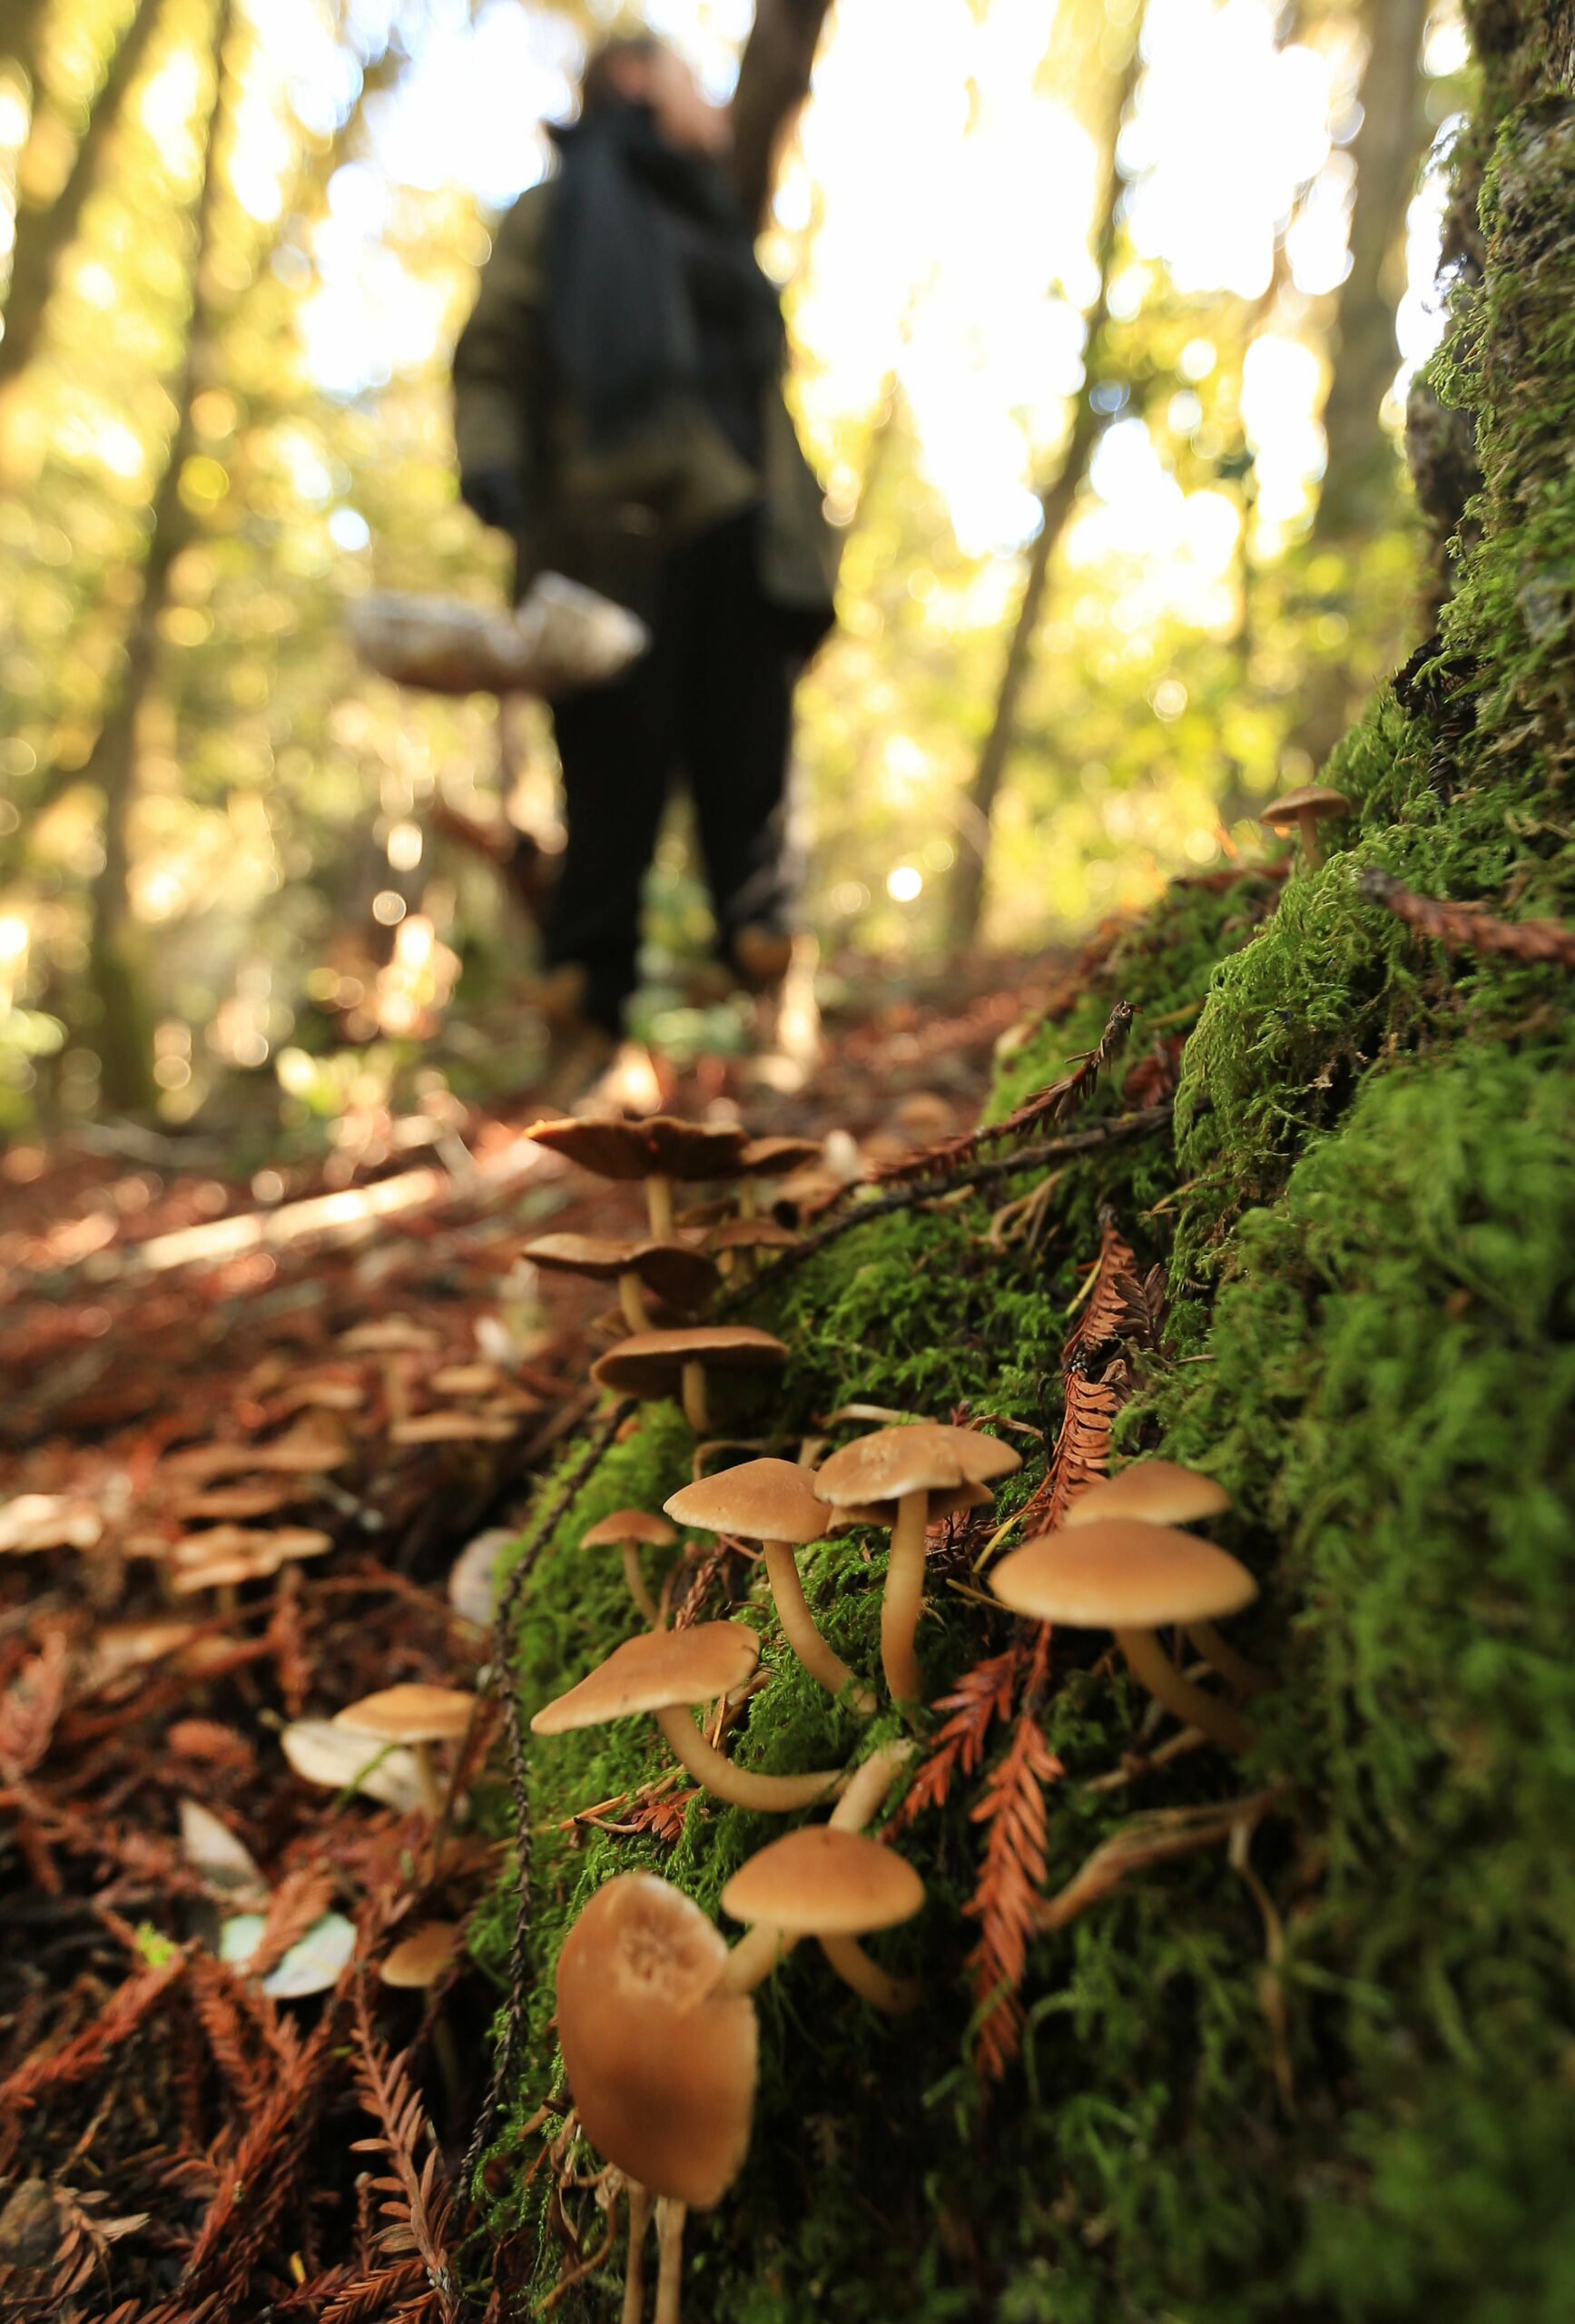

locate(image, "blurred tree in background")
[[0, 0, 1470, 1137]]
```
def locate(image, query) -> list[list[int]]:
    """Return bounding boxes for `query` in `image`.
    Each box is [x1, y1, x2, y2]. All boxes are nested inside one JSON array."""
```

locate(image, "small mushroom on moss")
[[524, 1232, 719, 1334], [733, 1135, 822, 1219], [336, 1682, 477, 1817], [664, 1460, 872, 1711], [589, 1324, 788, 1433], [815, 1423, 1022, 1703], [526, 1115, 750, 1237], [704, 1216, 799, 1282], [1258, 783, 1351, 870], [719, 1826, 924, 2014], [1065, 1460, 1266, 1696], [990, 1519, 1258, 1752], [556, 1871, 757, 2324], [581, 1507, 678, 1626], [530, 1623, 839, 1812]]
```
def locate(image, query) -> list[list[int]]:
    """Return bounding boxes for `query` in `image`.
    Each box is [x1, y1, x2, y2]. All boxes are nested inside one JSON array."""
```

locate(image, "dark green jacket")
[[452, 177, 840, 629]]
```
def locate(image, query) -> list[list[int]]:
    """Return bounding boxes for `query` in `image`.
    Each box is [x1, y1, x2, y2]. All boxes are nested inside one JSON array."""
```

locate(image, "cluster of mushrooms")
[[516, 1115, 1265, 2321]]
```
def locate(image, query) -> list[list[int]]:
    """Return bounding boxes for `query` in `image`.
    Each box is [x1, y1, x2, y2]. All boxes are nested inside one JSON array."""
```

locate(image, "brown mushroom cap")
[[815, 1422, 1021, 1509], [381, 1920, 461, 1989], [529, 1622, 759, 1736], [589, 1324, 788, 1401], [1064, 1458, 1232, 1531], [556, 1872, 757, 2207], [1257, 783, 1351, 830], [524, 1232, 719, 1308], [664, 1459, 832, 1546], [526, 1115, 751, 1184], [706, 1217, 800, 1255], [737, 1135, 822, 1177], [336, 1682, 477, 1744], [720, 1827, 923, 1935], [581, 1508, 678, 1550], [832, 1478, 993, 1527], [991, 1519, 1257, 1629]]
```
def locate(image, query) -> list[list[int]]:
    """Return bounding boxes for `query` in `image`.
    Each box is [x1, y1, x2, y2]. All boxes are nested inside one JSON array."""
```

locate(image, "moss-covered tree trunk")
[[479, 7, 1575, 2318]]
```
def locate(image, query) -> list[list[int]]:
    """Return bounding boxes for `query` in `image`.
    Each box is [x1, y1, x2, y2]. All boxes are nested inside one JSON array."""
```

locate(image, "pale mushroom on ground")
[[529, 1623, 840, 1812], [556, 1871, 757, 2324], [990, 1518, 1259, 1752], [525, 1115, 751, 1238], [719, 1826, 924, 2013], [380, 1920, 461, 1988], [335, 1682, 477, 1817], [815, 1423, 1022, 1702], [664, 1461, 872, 1711], [1258, 783, 1351, 870], [581, 1508, 678, 1626], [524, 1232, 719, 1334], [1065, 1459, 1267, 1695], [589, 1324, 788, 1433]]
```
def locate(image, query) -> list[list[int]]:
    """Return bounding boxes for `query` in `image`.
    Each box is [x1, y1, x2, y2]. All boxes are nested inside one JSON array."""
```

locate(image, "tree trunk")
[[83, 0, 234, 1114], [1, 0, 52, 88], [1310, 0, 1433, 546], [943, 25, 1143, 954], [730, 0, 834, 231], [0, 0, 167, 397]]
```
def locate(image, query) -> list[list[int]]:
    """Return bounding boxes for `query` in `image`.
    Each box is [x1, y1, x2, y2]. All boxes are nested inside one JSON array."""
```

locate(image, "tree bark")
[[943, 25, 1143, 954], [0, 0, 167, 395], [82, 0, 234, 1113], [730, 0, 834, 231], [1310, 0, 1433, 546]]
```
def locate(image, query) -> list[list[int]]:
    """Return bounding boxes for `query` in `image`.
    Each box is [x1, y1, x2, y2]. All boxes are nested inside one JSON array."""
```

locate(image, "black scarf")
[[544, 103, 783, 451]]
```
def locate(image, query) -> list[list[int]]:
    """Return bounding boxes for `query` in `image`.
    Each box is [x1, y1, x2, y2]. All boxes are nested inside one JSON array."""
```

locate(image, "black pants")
[[544, 510, 795, 1035]]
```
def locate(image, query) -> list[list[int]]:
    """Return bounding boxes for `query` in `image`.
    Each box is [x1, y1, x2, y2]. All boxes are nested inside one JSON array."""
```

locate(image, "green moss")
[[470, 38, 1575, 2321]]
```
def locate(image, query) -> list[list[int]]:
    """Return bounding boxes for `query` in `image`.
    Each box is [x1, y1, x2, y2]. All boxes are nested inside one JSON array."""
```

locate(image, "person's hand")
[[459, 464, 527, 534]]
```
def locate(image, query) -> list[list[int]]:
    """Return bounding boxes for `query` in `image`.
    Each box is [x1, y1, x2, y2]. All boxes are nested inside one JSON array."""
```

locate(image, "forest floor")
[[0, 948, 1058, 2322]]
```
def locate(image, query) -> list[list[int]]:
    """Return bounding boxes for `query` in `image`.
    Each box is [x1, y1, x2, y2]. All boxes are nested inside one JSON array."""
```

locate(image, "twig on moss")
[[965, 1627, 1061, 2080], [868, 1000, 1137, 1187], [1036, 1787, 1284, 1931], [722, 1106, 1173, 1313], [458, 1400, 634, 2200], [348, 1976, 459, 2323], [1357, 864, 1575, 967], [891, 1646, 1022, 1830]]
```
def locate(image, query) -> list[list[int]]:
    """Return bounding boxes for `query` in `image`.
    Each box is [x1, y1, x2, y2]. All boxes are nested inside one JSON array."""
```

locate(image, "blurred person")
[[452, 33, 838, 1091]]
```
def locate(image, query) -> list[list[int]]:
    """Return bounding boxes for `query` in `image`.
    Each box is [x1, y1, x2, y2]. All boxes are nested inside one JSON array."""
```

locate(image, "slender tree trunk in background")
[[943, 28, 1143, 955], [1, 0, 52, 88], [1285, 0, 1432, 777], [0, 0, 166, 396], [1311, 0, 1433, 545], [83, 0, 233, 1113], [731, 0, 834, 231]]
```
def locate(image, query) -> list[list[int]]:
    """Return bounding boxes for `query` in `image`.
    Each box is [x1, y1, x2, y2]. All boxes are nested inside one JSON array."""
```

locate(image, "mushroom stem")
[[828, 1738, 914, 1832], [654, 2197, 685, 2324], [1113, 1626, 1254, 1754], [715, 1920, 793, 1994], [617, 1274, 652, 1334], [623, 2181, 652, 2324], [818, 1932, 920, 2014], [738, 1181, 759, 1221], [652, 1704, 840, 1812], [1187, 1620, 1271, 1699], [411, 1740, 444, 1820], [645, 1175, 674, 1239], [1297, 809, 1321, 869], [620, 1541, 663, 1627], [880, 1488, 930, 1703], [762, 1541, 874, 1712], [679, 1362, 710, 1433]]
